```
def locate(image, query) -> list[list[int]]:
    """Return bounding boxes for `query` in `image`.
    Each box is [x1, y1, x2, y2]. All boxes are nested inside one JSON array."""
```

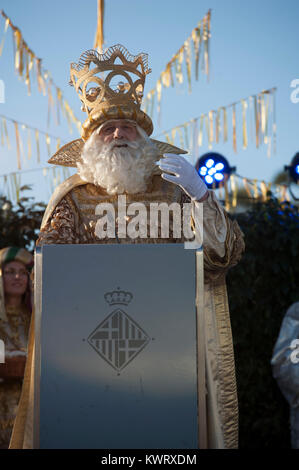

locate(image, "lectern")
[[34, 244, 205, 449]]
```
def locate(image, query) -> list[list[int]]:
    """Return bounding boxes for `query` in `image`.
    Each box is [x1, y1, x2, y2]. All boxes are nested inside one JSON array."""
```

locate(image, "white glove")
[[157, 154, 208, 201]]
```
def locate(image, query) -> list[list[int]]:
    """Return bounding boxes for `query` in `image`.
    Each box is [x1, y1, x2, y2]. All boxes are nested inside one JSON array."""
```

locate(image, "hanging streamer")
[[0, 17, 9, 56], [224, 180, 230, 211], [230, 174, 237, 208], [47, 78, 55, 127], [215, 109, 220, 144], [184, 39, 192, 93], [223, 107, 228, 143], [20, 124, 26, 168], [154, 87, 276, 158], [192, 119, 198, 159], [164, 132, 172, 145], [56, 137, 61, 151], [205, 115, 211, 149], [264, 92, 269, 145], [198, 114, 204, 147], [35, 129, 40, 163], [0, 10, 80, 134], [2, 118, 10, 148], [260, 181, 267, 202], [177, 127, 184, 149], [254, 95, 259, 148], [156, 79, 162, 125], [142, 10, 211, 120], [183, 123, 190, 149], [208, 110, 213, 144], [45, 133, 51, 157], [192, 22, 201, 80], [203, 10, 211, 80], [0, 112, 66, 168], [232, 104, 237, 153], [272, 88, 277, 154], [241, 99, 248, 149], [27, 128, 32, 160], [171, 128, 177, 145], [13, 121, 21, 169]]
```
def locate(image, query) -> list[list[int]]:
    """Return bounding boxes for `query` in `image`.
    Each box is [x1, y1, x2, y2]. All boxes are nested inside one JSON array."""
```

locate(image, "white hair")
[[77, 123, 160, 195]]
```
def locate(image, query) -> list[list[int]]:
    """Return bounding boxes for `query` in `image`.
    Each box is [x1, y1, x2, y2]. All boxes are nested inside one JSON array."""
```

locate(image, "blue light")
[[214, 173, 224, 181], [196, 152, 233, 188], [296, 164, 299, 175], [205, 175, 213, 184], [215, 162, 224, 171], [206, 159, 214, 168]]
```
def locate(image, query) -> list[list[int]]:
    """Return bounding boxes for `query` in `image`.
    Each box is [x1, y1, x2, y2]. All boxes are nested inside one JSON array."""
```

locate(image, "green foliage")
[[0, 187, 46, 251], [227, 195, 299, 448]]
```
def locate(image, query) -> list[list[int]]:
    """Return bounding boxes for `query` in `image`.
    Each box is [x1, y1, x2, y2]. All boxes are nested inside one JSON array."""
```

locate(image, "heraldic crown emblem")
[[87, 287, 149, 372], [104, 287, 133, 306], [70, 44, 153, 140]]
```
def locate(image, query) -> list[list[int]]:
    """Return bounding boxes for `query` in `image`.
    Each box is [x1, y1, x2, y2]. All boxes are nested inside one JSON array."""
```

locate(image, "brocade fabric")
[[11, 175, 245, 449], [0, 306, 30, 449]]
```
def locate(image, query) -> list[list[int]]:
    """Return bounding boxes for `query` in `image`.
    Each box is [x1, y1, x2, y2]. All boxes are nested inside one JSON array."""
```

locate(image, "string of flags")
[[0, 165, 290, 209], [0, 6, 285, 209], [0, 165, 73, 204], [0, 113, 67, 170], [217, 174, 290, 212], [0, 10, 81, 134], [142, 10, 211, 123], [156, 87, 276, 157]]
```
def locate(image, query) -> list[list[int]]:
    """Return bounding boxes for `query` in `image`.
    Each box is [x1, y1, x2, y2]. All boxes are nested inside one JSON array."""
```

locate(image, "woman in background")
[[0, 247, 33, 449]]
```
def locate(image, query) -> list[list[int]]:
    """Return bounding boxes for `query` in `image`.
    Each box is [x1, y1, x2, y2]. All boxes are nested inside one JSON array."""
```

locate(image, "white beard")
[[77, 128, 160, 195]]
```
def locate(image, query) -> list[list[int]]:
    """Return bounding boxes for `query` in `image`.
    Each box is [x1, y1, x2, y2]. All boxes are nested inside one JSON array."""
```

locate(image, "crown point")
[[104, 287, 133, 306]]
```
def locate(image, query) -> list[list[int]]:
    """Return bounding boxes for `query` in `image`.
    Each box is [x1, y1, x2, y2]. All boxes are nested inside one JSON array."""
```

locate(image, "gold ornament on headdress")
[[47, 44, 188, 167], [70, 44, 154, 140]]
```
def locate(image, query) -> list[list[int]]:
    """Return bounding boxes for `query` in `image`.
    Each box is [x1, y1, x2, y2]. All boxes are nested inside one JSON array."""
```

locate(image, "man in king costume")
[[10, 44, 244, 449]]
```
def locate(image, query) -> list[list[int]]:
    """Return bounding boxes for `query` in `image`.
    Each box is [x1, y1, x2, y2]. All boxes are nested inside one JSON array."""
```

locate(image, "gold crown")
[[70, 44, 153, 141], [104, 287, 133, 306]]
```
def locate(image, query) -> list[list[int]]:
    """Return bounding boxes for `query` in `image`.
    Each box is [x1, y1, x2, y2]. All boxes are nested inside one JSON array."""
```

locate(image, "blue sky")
[[0, 0, 298, 203]]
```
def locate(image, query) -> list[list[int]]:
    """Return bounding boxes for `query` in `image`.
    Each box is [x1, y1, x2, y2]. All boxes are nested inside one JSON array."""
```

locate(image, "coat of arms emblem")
[[87, 288, 150, 372]]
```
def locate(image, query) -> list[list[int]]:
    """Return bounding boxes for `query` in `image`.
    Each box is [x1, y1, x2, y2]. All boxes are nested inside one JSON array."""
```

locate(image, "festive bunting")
[[155, 87, 277, 158], [0, 16, 9, 56], [142, 10, 211, 121], [0, 10, 81, 134], [27, 128, 32, 160], [13, 122, 21, 169], [0, 113, 66, 169], [1, 117, 10, 148], [215, 174, 290, 211], [0, 165, 72, 203], [0, 165, 291, 208]]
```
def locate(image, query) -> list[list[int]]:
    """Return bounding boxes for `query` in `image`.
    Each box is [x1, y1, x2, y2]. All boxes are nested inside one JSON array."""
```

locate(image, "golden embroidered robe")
[[11, 174, 244, 449]]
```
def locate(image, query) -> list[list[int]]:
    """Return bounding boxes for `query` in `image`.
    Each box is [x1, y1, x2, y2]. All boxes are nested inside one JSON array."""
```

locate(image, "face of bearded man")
[[77, 122, 160, 195]]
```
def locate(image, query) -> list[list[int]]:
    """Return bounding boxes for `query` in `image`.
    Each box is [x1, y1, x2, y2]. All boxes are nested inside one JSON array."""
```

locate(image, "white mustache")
[[106, 139, 139, 151], [78, 129, 160, 195]]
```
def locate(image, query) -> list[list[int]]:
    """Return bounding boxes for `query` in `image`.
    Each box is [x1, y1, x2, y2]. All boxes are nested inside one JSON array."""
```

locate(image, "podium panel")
[[35, 244, 201, 449]]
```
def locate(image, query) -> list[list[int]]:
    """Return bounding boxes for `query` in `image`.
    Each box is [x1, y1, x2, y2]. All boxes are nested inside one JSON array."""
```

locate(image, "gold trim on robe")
[[10, 176, 245, 449]]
